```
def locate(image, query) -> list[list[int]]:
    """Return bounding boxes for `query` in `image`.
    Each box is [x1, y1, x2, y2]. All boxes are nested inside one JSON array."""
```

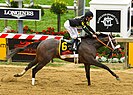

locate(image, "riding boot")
[[71, 38, 77, 51]]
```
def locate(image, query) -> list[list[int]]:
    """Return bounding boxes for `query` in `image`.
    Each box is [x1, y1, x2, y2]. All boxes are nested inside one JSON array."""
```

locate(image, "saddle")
[[59, 38, 81, 63]]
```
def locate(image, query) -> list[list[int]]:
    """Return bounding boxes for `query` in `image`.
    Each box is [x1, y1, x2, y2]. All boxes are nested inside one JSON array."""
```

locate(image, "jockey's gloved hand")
[[92, 34, 97, 38], [95, 31, 101, 35]]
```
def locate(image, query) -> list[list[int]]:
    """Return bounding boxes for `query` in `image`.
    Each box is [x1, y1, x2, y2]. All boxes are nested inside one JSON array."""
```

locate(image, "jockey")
[[64, 10, 97, 50]]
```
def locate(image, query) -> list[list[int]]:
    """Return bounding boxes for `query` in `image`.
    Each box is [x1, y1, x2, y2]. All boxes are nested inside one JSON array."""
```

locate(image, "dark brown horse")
[[7, 33, 120, 86]]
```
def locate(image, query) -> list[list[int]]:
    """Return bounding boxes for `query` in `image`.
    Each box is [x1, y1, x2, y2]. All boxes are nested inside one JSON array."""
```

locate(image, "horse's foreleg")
[[92, 59, 120, 80], [84, 64, 91, 86], [14, 58, 38, 77]]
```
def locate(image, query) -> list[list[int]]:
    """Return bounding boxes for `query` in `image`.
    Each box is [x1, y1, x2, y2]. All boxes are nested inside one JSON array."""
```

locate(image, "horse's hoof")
[[116, 77, 121, 81], [14, 74, 19, 77], [14, 74, 21, 77]]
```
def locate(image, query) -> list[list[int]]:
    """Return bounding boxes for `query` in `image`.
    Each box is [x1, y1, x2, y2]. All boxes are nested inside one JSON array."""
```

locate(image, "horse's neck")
[[82, 37, 106, 49], [94, 37, 108, 48]]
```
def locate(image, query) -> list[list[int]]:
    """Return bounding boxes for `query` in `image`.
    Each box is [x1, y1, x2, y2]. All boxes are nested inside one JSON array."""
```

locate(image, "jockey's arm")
[[86, 25, 96, 34], [82, 25, 93, 36], [81, 21, 97, 38], [82, 21, 96, 32], [82, 23, 97, 37]]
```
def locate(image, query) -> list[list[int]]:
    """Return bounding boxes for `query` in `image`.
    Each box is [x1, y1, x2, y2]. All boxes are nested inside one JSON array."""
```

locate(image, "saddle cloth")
[[59, 39, 80, 59]]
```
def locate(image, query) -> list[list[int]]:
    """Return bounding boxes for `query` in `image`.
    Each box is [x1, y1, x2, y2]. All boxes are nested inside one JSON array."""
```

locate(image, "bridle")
[[96, 34, 116, 51]]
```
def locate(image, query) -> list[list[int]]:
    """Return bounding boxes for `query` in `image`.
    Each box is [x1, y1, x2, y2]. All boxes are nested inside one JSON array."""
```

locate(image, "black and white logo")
[[4, 10, 34, 19], [0, 8, 41, 21], [97, 13, 119, 29], [96, 10, 121, 32]]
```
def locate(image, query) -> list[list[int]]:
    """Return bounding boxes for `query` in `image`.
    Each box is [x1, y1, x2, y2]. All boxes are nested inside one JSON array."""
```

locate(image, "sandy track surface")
[[0, 63, 133, 95]]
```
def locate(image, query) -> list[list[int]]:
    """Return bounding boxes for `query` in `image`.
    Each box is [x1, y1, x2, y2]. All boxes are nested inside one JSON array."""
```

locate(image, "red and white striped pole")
[[0, 33, 63, 40]]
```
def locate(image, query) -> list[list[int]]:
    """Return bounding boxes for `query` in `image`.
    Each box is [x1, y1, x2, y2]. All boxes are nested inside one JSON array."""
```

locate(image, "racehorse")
[[7, 33, 120, 86]]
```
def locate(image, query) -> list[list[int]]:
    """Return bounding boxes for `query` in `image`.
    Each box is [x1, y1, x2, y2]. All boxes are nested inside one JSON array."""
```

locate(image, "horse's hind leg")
[[92, 59, 120, 80], [84, 64, 91, 85], [25, 58, 38, 71], [31, 59, 50, 85], [14, 58, 38, 77]]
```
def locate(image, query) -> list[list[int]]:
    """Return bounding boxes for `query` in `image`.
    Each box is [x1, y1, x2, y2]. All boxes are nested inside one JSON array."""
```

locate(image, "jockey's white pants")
[[64, 20, 78, 39]]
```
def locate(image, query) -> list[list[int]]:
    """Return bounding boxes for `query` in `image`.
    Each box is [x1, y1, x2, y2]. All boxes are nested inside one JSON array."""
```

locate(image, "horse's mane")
[[96, 33, 109, 37], [80, 33, 108, 39]]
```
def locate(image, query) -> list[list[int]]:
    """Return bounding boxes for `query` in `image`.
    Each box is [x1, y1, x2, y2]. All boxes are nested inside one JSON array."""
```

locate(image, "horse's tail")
[[6, 41, 41, 59]]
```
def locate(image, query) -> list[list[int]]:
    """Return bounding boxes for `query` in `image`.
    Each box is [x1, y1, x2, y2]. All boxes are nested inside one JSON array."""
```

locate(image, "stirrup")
[[71, 42, 77, 51], [71, 42, 76, 51], [71, 47, 77, 51]]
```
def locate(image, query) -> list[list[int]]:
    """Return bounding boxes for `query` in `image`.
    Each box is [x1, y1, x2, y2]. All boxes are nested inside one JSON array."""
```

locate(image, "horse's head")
[[96, 33, 120, 51]]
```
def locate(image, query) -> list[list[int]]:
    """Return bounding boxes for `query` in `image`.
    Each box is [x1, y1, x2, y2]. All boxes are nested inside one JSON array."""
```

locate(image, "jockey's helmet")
[[85, 11, 93, 18]]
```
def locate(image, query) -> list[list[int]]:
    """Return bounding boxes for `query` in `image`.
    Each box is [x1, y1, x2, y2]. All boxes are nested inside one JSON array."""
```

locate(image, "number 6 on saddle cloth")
[[59, 38, 81, 61]]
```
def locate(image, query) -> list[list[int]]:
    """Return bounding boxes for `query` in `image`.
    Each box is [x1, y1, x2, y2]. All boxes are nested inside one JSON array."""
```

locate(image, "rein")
[[95, 35, 114, 51]]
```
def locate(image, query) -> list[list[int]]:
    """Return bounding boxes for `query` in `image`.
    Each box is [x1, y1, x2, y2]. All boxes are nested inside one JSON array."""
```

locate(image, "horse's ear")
[[109, 34, 115, 38], [97, 32, 108, 37], [112, 34, 115, 38]]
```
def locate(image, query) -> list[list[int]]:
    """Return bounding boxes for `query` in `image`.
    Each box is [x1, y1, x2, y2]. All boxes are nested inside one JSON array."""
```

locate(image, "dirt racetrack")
[[0, 63, 133, 95]]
